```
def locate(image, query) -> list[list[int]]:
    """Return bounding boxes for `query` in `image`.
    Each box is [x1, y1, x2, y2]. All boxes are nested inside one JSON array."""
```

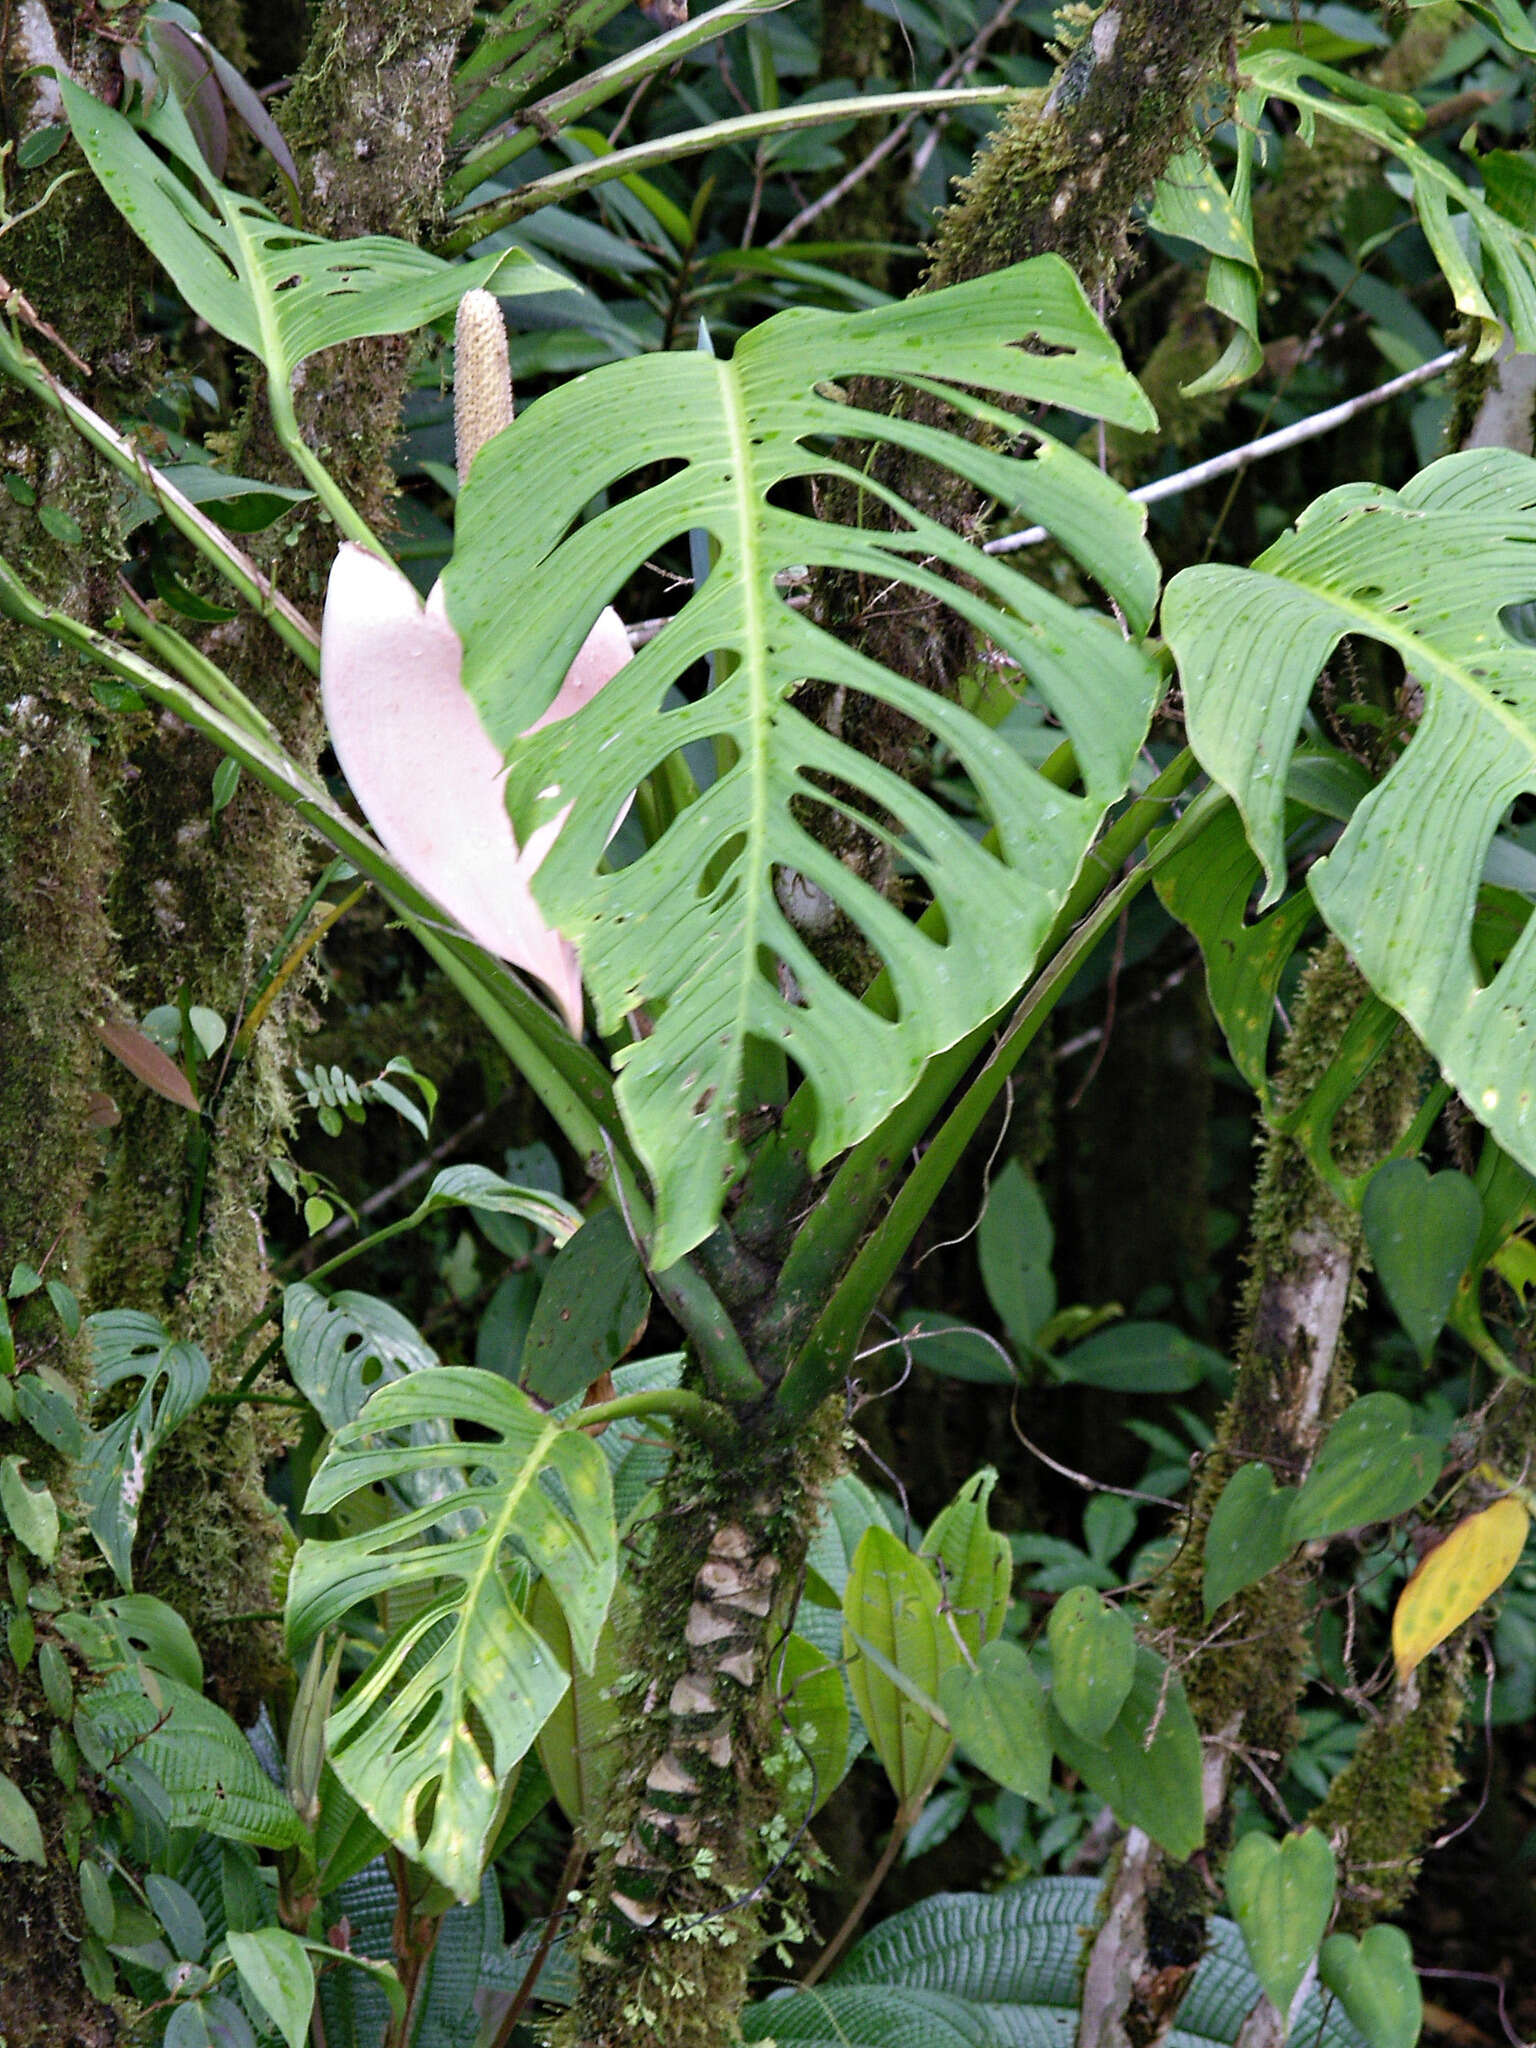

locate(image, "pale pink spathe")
[[320, 542, 629, 1034]]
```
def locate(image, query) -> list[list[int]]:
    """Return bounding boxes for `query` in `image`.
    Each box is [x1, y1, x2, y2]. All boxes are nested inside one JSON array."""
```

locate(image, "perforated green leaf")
[[59, 79, 561, 396], [287, 1367, 616, 1897], [80, 1311, 211, 1588], [1167, 449, 1536, 1185], [444, 258, 1161, 1261]]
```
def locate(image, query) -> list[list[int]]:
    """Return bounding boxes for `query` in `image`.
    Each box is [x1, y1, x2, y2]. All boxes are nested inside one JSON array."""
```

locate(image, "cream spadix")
[[320, 541, 629, 1033]]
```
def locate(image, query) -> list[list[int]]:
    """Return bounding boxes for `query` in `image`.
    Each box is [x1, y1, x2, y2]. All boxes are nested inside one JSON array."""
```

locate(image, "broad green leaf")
[[83, 1669, 307, 1848], [287, 1367, 616, 1897], [1051, 1321, 1224, 1394], [1046, 1646, 1204, 1860], [1361, 1160, 1482, 1362], [1225, 1828, 1337, 2029], [444, 258, 1161, 1262], [1247, 54, 1536, 359], [843, 1524, 958, 1805], [1153, 799, 1316, 1095], [226, 1928, 314, 2048], [283, 1284, 437, 1431], [805, 1471, 893, 1605], [1406, 0, 1536, 55], [1147, 93, 1263, 396], [79, 1310, 211, 1588], [0, 1768, 44, 1865], [1286, 1394, 1440, 1542], [58, 79, 561, 397], [1319, 1926, 1423, 2048], [977, 1160, 1056, 1350], [397, 1163, 582, 1246], [894, 1310, 1016, 1385], [0, 1456, 57, 1565], [938, 1640, 1050, 1805], [1204, 1463, 1296, 1620], [529, 1574, 627, 1826], [1046, 1586, 1136, 1743], [768, 1630, 853, 1826], [1393, 1495, 1530, 1683], [520, 1209, 649, 1405], [920, 1468, 1010, 1659], [145, 1872, 205, 1962], [1167, 450, 1536, 1183]]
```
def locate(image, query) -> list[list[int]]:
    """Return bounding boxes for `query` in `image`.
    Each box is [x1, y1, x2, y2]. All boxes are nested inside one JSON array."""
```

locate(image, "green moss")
[[1309, 1642, 1468, 1926]]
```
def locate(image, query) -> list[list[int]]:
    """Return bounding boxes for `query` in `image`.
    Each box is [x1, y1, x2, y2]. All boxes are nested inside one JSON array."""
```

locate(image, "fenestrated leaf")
[[286, 1367, 616, 1897], [1393, 1495, 1530, 1683], [283, 1285, 438, 1432], [1319, 1925, 1423, 2048], [1204, 1462, 1296, 1620], [1166, 449, 1536, 1184], [59, 79, 562, 399], [1046, 1646, 1204, 1861], [1361, 1160, 1482, 1362], [1286, 1394, 1440, 1543], [938, 1640, 1050, 1805], [843, 1524, 958, 1806], [1405, 0, 1536, 58], [1046, 1586, 1136, 1744], [521, 1209, 649, 1405], [1226, 1828, 1336, 2027], [444, 258, 1162, 1262], [79, 1311, 212, 1588]]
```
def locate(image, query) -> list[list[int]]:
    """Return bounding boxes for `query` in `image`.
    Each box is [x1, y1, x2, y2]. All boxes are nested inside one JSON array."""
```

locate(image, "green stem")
[[444, 0, 799, 204], [0, 323, 320, 670], [774, 773, 1222, 1422], [439, 87, 1013, 251], [452, 0, 633, 132], [565, 1385, 734, 1446], [266, 381, 384, 553], [765, 748, 1202, 1347]]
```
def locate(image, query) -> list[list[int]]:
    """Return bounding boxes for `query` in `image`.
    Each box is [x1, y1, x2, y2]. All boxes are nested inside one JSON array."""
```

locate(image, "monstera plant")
[[3, 11, 1536, 2048]]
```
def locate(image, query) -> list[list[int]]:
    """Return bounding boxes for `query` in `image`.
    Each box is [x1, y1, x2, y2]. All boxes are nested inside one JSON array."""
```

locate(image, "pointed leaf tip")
[[320, 543, 625, 1032]]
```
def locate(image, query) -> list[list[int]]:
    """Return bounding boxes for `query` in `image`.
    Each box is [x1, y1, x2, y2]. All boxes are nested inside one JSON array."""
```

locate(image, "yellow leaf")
[[1393, 1496, 1529, 1684]]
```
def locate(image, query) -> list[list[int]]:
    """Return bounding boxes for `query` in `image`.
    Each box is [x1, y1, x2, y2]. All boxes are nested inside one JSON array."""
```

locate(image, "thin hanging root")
[[600, 1517, 782, 1946]]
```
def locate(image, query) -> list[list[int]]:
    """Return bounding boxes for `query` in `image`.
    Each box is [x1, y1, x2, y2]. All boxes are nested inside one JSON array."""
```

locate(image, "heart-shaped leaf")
[[938, 1640, 1051, 1805], [1225, 1828, 1336, 2027], [1318, 1925, 1423, 2048], [1362, 1160, 1483, 1361], [1047, 1586, 1136, 1743], [1393, 1494, 1530, 1683], [1204, 1462, 1297, 1619], [1287, 1394, 1440, 1542], [1046, 1646, 1204, 1861]]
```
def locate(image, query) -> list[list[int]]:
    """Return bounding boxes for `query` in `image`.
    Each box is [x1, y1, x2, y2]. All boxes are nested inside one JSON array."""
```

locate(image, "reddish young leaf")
[[95, 1020, 200, 1114]]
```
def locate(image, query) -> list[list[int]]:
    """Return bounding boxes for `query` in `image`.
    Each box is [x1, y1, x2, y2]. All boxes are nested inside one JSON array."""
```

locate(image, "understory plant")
[[4, 5, 1536, 2048]]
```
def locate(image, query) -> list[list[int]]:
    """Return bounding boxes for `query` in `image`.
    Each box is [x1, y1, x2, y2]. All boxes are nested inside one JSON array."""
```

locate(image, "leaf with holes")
[[1393, 1495, 1530, 1683], [79, 1312, 212, 1589], [1167, 449, 1536, 1185], [443, 258, 1161, 1262], [286, 1367, 616, 1898]]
